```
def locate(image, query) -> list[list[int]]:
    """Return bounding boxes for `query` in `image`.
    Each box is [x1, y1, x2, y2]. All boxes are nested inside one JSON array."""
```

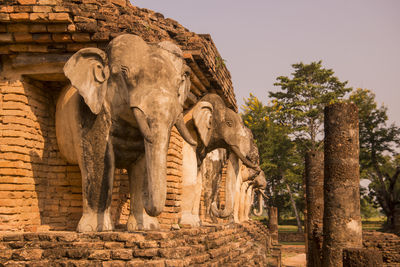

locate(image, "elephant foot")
[[179, 212, 200, 227], [127, 213, 160, 232], [77, 211, 114, 232]]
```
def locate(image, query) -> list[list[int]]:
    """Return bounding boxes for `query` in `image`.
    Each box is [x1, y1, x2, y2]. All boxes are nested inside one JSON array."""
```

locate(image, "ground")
[[281, 244, 306, 267]]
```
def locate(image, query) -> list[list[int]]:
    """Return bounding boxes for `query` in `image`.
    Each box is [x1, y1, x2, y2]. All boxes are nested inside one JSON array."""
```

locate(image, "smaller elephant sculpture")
[[178, 94, 261, 226], [56, 34, 197, 232], [251, 171, 268, 217], [233, 161, 267, 222]]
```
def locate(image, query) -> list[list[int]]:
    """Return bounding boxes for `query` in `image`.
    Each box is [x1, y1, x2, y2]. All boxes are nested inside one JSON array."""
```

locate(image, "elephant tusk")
[[230, 145, 261, 172], [132, 107, 153, 143], [175, 113, 197, 146], [252, 191, 264, 216], [259, 189, 269, 199]]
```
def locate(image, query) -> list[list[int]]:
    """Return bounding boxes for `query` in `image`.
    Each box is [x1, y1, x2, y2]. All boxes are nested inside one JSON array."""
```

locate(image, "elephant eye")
[[226, 119, 233, 127]]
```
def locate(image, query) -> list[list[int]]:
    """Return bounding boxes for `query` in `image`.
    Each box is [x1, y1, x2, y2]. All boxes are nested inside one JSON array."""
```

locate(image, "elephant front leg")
[[180, 142, 201, 227], [127, 157, 160, 231], [77, 139, 115, 232]]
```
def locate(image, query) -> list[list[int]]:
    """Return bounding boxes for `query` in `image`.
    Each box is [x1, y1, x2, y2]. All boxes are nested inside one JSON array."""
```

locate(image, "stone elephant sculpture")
[[56, 34, 197, 232], [178, 93, 261, 226], [237, 168, 267, 222]]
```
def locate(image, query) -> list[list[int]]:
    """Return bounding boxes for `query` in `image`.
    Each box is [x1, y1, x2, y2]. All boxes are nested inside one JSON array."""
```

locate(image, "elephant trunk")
[[253, 190, 264, 216], [231, 145, 260, 172], [133, 108, 170, 217], [211, 154, 237, 218], [142, 133, 168, 216]]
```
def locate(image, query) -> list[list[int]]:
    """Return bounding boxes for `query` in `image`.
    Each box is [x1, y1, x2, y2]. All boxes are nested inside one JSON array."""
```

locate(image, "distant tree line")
[[242, 61, 400, 232]]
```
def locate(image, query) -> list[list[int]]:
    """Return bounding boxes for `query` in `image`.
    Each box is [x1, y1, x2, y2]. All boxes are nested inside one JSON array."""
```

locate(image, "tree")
[[270, 61, 351, 150], [242, 94, 303, 231], [349, 88, 400, 231], [265, 61, 351, 231]]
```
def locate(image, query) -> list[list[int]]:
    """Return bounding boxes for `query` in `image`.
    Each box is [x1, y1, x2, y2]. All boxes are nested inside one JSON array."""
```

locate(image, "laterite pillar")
[[322, 103, 362, 267], [305, 150, 324, 267]]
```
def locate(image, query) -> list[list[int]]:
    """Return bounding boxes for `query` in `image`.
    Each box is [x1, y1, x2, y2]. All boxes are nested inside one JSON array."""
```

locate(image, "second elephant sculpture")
[[56, 34, 197, 232], [179, 94, 261, 226]]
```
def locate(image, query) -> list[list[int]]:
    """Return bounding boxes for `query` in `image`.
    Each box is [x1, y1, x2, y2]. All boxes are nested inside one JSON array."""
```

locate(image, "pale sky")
[[133, 1, 400, 123]]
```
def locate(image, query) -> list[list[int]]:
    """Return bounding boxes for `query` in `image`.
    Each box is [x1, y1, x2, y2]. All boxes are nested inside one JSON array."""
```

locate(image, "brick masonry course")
[[0, 221, 280, 266]]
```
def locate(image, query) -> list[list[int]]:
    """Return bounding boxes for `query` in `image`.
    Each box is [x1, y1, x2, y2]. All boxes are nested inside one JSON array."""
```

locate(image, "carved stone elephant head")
[[57, 34, 196, 232], [180, 93, 260, 226]]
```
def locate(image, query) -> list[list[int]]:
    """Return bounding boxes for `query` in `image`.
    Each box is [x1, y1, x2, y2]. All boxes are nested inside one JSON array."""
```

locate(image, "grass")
[[280, 241, 305, 246], [253, 216, 386, 232]]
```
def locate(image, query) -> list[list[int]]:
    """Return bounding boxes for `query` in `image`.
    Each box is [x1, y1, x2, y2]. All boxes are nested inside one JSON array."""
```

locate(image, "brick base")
[[0, 221, 281, 266]]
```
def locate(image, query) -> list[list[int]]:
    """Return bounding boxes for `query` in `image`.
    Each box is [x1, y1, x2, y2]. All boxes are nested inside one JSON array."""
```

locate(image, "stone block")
[[29, 12, 48, 22], [32, 33, 52, 43], [17, 0, 37, 4], [8, 24, 29, 32], [10, 13, 30, 21], [111, 249, 134, 260], [0, 33, 13, 43], [133, 248, 159, 258], [32, 5, 53, 13], [47, 24, 67, 32], [29, 24, 47, 33], [13, 33, 33, 42], [71, 33, 91, 42], [48, 13, 71, 22]]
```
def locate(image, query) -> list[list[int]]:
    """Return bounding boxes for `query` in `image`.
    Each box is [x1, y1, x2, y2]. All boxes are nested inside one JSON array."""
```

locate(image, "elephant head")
[[186, 94, 260, 218], [191, 94, 260, 169], [252, 171, 268, 216], [63, 34, 196, 217]]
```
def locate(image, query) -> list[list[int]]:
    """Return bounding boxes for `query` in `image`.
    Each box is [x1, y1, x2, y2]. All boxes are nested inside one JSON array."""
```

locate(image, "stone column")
[[268, 206, 278, 244], [322, 103, 362, 267], [305, 150, 324, 267]]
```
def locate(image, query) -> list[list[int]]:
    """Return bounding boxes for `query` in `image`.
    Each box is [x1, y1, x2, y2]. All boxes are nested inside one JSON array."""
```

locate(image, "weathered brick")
[[0, 45, 10, 54], [32, 5, 52, 13], [10, 13, 30, 21], [66, 42, 96, 51], [17, 0, 37, 4], [111, 0, 126, 7], [133, 248, 159, 258], [8, 24, 29, 32], [0, 6, 14, 13], [29, 13, 48, 22], [28, 44, 48, 52], [9, 44, 29, 52], [88, 250, 111, 260], [48, 13, 71, 22], [29, 24, 47, 33], [0, 33, 13, 43], [47, 24, 67, 32], [13, 33, 33, 43], [37, 0, 58, 4], [111, 249, 133, 260], [32, 33, 52, 43], [71, 33, 90, 42], [0, 13, 10, 22]]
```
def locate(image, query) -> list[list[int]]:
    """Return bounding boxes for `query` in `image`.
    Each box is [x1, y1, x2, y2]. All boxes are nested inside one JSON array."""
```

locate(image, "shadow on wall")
[[25, 77, 129, 231]]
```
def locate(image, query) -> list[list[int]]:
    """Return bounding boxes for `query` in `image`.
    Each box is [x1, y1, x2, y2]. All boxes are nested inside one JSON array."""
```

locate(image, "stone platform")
[[0, 221, 281, 267]]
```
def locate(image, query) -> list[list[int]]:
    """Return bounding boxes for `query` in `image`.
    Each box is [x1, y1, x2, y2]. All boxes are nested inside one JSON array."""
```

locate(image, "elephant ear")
[[193, 101, 213, 146], [64, 48, 110, 115]]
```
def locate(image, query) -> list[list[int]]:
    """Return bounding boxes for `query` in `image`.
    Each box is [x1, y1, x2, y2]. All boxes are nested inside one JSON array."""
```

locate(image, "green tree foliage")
[[349, 88, 400, 230], [241, 94, 303, 220], [270, 61, 351, 150], [360, 186, 380, 220]]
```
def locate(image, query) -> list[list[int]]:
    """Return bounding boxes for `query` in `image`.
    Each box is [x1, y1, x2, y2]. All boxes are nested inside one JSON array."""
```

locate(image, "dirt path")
[[281, 244, 306, 267]]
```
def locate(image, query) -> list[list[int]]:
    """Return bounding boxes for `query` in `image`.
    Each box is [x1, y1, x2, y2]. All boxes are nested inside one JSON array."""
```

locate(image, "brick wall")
[[363, 231, 400, 266], [0, 221, 280, 266]]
